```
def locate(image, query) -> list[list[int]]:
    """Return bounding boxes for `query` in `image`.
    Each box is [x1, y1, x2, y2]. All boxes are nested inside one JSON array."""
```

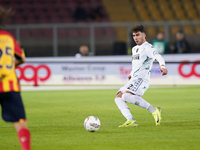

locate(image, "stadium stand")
[[159, 2, 175, 21], [2, 0, 116, 39], [183, 1, 199, 20], [1, 0, 200, 55], [3, 0, 200, 36], [102, 0, 138, 42], [171, 2, 188, 20], [147, 3, 163, 21], [101, 0, 199, 40], [195, 25, 200, 34], [3, 0, 109, 24], [3, 0, 200, 23], [130, 0, 200, 43]]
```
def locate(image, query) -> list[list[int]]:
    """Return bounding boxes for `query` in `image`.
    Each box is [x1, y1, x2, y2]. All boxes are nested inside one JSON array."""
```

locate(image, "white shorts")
[[117, 77, 149, 97]]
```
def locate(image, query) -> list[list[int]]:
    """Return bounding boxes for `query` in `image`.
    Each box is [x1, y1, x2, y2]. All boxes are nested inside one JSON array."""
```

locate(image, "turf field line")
[[20, 85, 199, 91], [1, 120, 199, 128], [21, 85, 121, 91]]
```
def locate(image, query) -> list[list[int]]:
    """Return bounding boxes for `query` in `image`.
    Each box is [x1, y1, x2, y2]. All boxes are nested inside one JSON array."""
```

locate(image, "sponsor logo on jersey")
[[132, 54, 140, 60]]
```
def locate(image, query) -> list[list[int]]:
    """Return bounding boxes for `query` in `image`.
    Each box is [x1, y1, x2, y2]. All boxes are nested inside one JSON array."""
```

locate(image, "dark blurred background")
[[2, 0, 200, 57]]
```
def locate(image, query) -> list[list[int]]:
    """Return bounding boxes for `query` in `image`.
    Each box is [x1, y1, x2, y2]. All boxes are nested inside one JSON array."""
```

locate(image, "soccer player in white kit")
[[115, 25, 168, 127]]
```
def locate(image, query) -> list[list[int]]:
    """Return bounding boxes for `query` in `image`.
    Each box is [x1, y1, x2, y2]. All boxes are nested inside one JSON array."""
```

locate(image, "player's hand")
[[128, 75, 131, 80], [159, 68, 168, 76]]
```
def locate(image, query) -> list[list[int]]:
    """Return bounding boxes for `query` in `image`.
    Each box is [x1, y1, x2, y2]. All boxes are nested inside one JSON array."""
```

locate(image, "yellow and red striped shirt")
[[0, 30, 25, 93]]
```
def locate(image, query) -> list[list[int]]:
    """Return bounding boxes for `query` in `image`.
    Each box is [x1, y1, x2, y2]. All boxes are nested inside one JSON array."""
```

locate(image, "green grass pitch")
[[0, 86, 200, 150]]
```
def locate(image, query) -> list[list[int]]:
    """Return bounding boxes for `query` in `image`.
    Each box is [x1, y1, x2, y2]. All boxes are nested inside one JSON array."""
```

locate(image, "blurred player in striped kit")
[[0, 6, 31, 150], [115, 25, 168, 127]]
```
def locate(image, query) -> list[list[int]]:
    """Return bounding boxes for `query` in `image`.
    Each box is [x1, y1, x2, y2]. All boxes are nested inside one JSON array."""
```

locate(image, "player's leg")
[[115, 91, 135, 121], [114, 88, 138, 127], [123, 78, 162, 125], [0, 92, 31, 150], [122, 92, 155, 112], [123, 92, 161, 125], [122, 78, 154, 111], [14, 120, 31, 150]]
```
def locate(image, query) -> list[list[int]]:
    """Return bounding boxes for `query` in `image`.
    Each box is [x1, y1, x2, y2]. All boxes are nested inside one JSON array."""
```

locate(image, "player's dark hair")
[[131, 25, 146, 34], [0, 6, 12, 28]]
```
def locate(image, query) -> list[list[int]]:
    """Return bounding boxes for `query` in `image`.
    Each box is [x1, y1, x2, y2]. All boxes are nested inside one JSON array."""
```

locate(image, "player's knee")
[[114, 97, 124, 104], [2, 116, 6, 121], [122, 93, 131, 101], [116, 91, 123, 98], [2, 114, 10, 122], [114, 97, 119, 103], [14, 121, 28, 132]]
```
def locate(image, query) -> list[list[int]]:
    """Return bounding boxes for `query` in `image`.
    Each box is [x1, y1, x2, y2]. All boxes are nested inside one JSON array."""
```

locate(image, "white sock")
[[122, 93, 155, 113], [115, 97, 135, 120], [148, 105, 156, 113]]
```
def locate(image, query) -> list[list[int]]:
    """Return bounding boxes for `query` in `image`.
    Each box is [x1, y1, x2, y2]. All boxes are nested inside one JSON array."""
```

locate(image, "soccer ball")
[[84, 116, 101, 132]]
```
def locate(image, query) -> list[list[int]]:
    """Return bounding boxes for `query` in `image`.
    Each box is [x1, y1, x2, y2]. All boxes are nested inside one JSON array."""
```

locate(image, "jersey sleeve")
[[155, 54, 165, 67], [146, 45, 166, 67], [146, 45, 165, 66], [146, 45, 160, 59]]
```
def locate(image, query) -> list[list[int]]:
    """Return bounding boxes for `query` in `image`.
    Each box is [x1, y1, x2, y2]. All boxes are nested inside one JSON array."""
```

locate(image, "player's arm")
[[147, 46, 168, 76], [128, 75, 131, 80], [155, 54, 168, 76], [15, 54, 25, 67], [128, 70, 134, 80], [14, 40, 26, 67]]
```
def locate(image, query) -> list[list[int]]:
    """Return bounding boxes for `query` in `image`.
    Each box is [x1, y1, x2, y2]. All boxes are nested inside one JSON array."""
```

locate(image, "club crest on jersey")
[[132, 54, 140, 60]]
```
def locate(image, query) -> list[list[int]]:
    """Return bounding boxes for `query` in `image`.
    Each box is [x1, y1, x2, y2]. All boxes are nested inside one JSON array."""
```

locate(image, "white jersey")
[[118, 41, 165, 96], [130, 41, 161, 81]]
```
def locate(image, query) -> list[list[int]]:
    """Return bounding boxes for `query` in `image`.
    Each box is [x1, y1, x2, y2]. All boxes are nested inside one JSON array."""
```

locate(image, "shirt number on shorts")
[[127, 78, 143, 92]]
